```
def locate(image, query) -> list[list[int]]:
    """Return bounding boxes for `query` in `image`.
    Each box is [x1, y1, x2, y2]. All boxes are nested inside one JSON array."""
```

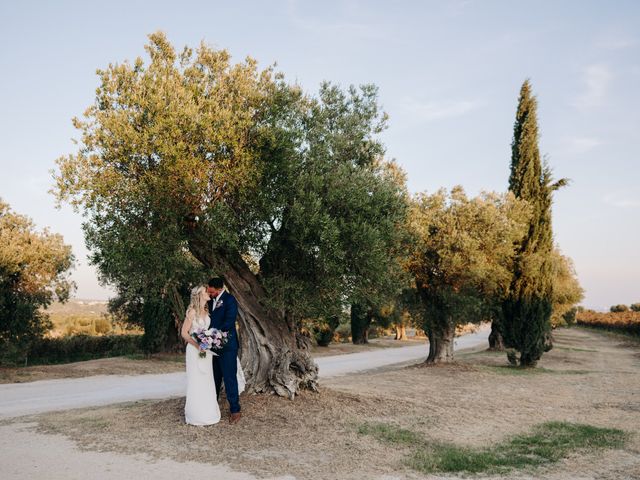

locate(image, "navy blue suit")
[[209, 291, 240, 413]]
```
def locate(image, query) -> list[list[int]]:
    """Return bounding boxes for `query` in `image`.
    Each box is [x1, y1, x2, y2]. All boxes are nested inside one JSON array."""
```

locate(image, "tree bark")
[[165, 284, 186, 352], [351, 303, 371, 344], [488, 320, 505, 351], [519, 329, 552, 367], [543, 329, 554, 352], [425, 321, 454, 363], [187, 240, 318, 398], [519, 352, 538, 368], [394, 324, 407, 340]]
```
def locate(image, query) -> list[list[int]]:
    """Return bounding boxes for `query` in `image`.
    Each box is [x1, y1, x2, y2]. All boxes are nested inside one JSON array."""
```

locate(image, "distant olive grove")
[[2, 33, 584, 380]]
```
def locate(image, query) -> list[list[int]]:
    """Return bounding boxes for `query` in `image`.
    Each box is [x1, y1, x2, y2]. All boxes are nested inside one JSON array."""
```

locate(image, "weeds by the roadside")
[[554, 346, 598, 353], [457, 349, 506, 357], [357, 423, 423, 446], [359, 421, 628, 474], [479, 365, 592, 376]]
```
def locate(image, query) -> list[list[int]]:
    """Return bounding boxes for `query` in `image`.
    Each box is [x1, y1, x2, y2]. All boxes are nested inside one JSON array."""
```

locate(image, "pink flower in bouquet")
[[191, 327, 229, 358]]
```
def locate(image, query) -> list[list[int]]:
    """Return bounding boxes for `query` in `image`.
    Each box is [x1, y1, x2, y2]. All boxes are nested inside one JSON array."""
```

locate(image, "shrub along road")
[[0, 327, 489, 418]]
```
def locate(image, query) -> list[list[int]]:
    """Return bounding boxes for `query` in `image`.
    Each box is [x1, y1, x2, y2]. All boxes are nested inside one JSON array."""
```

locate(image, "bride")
[[181, 285, 246, 426], [182, 285, 220, 426]]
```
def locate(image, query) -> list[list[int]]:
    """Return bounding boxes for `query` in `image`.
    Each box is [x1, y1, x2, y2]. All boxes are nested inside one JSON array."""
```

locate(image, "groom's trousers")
[[213, 349, 241, 414]]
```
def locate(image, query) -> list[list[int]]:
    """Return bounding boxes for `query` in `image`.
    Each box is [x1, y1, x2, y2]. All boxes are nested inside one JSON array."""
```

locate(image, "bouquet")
[[191, 327, 229, 358]]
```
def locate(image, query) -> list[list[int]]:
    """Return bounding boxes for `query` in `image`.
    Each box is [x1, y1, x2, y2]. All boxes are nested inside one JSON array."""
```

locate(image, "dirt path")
[[1, 327, 638, 480], [0, 422, 292, 480], [0, 327, 489, 418], [0, 336, 426, 384]]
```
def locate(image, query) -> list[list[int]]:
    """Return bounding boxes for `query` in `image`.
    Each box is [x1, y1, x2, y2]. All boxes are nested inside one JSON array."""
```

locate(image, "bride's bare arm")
[[181, 310, 200, 349]]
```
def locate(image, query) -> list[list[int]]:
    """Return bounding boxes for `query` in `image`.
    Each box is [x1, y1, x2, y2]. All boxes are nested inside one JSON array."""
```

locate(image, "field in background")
[[45, 300, 141, 337], [0, 300, 146, 367], [576, 310, 640, 337]]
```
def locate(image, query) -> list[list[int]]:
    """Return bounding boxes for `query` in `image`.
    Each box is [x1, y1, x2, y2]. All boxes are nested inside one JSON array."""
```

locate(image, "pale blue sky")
[[1, 0, 638, 309]]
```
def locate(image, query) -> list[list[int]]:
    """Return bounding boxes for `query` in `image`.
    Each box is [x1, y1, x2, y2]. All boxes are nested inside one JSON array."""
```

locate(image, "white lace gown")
[[185, 314, 221, 426]]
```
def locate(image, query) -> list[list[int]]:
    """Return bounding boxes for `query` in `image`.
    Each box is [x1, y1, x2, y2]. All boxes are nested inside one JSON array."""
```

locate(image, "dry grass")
[[26, 327, 640, 480], [36, 390, 408, 480]]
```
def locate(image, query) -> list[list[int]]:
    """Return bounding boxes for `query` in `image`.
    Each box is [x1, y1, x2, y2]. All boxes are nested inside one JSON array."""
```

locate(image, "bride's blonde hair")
[[186, 285, 208, 317]]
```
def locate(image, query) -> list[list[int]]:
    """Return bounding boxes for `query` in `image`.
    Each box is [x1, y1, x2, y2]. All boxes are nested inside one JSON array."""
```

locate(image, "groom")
[[207, 277, 241, 424]]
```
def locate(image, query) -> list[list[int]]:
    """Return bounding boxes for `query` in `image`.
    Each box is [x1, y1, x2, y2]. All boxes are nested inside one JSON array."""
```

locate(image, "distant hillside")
[[45, 299, 109, 316]]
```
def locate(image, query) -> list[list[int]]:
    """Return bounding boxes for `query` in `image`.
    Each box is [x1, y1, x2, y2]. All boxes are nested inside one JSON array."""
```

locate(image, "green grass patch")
[[358, 422, 423, 446], [555, 346, 598, 353], [359, 421, 627, 474], [408, 444, 516, 474], [457, 349, 506, 358], [480, 365, 591, 376]]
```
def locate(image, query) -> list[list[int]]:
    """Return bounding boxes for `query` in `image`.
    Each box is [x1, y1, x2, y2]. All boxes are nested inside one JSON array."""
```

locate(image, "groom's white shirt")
[[211, 289, 224, 311]]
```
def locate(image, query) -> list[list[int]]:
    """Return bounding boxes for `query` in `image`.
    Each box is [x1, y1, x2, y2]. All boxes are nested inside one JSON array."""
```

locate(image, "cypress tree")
[[501, 80, 565, 367]]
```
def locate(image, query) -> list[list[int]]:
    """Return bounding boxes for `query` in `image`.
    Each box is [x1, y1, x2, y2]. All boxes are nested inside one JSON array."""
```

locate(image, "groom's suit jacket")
[[208, 291, 239, 351]]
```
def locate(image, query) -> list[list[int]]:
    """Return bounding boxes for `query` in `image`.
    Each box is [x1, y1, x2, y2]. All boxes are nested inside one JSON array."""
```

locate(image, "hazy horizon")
[[1, 0, 638, 310]]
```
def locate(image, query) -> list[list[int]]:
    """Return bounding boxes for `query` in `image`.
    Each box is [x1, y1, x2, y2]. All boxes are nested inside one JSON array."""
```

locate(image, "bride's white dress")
[[185, 313, 220, 425], [184, 313, 246, 426]]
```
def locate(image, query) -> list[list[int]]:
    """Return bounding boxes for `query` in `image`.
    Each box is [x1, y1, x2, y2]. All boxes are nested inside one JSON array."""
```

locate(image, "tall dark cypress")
[[502, 80, 561, 367]]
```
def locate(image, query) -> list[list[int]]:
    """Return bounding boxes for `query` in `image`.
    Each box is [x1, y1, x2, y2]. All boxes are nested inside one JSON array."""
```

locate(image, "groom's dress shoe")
[[230, 412, 241, 424]]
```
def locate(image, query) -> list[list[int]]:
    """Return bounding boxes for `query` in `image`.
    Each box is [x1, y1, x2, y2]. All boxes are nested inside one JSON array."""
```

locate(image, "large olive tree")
[[53, 33, 408, 397], [407, 187, 529, 363], [549, 249, 584, 327]]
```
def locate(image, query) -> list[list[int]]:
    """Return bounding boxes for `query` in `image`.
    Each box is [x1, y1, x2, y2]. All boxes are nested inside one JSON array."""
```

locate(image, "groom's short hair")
[[208, 277, 224, 289]]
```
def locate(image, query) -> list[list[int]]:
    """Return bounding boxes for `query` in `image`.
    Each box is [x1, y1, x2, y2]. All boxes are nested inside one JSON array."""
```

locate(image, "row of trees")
[[41, 33, 583, 394], [610, 304, 640, 313]]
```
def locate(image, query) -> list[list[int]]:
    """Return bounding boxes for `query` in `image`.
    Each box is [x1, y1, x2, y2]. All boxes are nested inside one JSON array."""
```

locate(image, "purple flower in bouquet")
[[191, 327, 229, 358]]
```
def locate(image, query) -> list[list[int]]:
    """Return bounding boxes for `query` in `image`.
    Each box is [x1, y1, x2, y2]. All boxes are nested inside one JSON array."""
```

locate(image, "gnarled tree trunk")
[[425, 320, 454, 363], [188, 241, 318, 398], [543, 330, 554, 352], [165, 284, 187, 352], [394, 324, 407, 340], [488, 320, 505, 351], [351, 303, 371, 344]]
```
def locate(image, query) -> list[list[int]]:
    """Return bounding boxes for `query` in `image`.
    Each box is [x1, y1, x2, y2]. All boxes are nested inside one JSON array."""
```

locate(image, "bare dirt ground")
[[3, 327, 638, 480], [0, 354, 185, 384], [0, 336, 424, 384], [310, 335, 425, 357]]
